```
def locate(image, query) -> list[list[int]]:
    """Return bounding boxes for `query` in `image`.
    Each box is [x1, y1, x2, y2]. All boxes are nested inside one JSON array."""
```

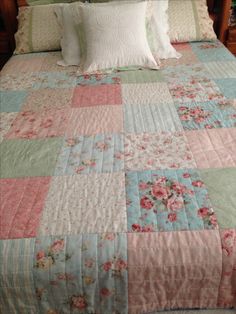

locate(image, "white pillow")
[[54, 3, 81, 66], [147, 0, 181, 59], [78, 1, 159, 74]]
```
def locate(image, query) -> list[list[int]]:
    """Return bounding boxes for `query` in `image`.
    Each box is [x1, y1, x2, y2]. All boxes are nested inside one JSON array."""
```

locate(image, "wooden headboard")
[[0, 0, 232, 53]]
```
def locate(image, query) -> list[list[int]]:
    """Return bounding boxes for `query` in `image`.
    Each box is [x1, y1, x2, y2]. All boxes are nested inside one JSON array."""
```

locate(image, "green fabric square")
[[119, 70, 164, 84], [0, 138, 62, 178], [200, 168, 236, 228]]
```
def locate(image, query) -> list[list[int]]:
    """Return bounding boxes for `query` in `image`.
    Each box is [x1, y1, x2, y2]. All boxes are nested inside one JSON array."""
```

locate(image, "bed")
[[0, 1, 236, 313]]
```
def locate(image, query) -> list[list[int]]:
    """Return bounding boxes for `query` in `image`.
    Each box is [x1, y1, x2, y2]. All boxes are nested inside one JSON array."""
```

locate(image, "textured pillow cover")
[[54, 3, 82, 66], [168, 0, 217, 43], [78, 1, 159, 74], [15, 4, 61, 54], [90, 0, 180, 60]]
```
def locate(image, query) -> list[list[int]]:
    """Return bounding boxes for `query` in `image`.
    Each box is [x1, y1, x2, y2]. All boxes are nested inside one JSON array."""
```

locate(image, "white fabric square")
[[122, 82, 174, 105], [78, 1, 159, 73], [38, 173, 127, 235]]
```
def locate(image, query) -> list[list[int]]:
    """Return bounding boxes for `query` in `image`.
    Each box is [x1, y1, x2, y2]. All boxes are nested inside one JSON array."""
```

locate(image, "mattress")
[[0, 40, 236, 314]]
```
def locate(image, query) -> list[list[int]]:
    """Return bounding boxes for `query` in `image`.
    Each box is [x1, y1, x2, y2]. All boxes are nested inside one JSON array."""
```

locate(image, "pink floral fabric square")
[[72, 84, 122, 107], [186, 128, 236, 168], [0, 177, 51, 239], [66, 106, 123, 137], [5, 109, 69, 140], [218, 229, 236, 308]]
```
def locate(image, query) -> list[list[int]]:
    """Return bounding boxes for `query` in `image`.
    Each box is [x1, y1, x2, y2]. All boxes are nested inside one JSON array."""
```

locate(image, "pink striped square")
[[0, 177, 51, 239], [72, 84, 122, 107], [185, 128, 236, 168], [128, 231, 222, 313]]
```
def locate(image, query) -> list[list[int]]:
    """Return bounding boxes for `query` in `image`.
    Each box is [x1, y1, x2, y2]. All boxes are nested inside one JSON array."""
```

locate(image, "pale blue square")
[[215, 79, 236, 99], [0, 91, 27, 112], [190, 41, 235, 62]]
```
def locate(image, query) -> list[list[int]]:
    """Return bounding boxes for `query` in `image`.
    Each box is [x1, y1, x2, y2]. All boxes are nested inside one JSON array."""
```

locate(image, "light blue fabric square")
[[126, 169, 216, 232], [214, 79, 236, 99], [190, 41, 235, 62], [0, 91, 27, 112]]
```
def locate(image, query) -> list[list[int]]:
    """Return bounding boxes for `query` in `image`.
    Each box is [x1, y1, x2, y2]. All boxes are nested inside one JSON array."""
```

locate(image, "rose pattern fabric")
[[33, 234, 128, 313], [126, 169, 218, 232]]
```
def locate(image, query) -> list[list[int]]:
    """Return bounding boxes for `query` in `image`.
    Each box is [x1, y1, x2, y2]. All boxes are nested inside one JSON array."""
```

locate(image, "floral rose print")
[[50, 239, 64, 253], [221, 229, 236, 256], [69, 295, 88, 310], [197, 207, 218, 228], [170, 78, 224, 104], [176, 100, 236, 130], [168, 212, 177, 222], [199, 42, 222, 49], [140, 196, 154, 210], [101, 256, 127, 278], [178, 106, 211, 124], [138, 176, 193, 213], [35, 239, 72, 269], [55, 134, 124, 175], [77, 73, 120, 86], [100, 287, 111, 297], [126, 169, 218, 232]]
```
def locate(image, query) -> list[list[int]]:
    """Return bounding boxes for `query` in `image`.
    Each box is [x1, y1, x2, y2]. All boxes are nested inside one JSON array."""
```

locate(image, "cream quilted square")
[[121, 83, 174, 106], [38, 172, 127, 235]]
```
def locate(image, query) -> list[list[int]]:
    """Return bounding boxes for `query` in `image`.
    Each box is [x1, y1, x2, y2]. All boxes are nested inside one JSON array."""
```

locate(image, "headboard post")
[[0, 0, 18, 52]]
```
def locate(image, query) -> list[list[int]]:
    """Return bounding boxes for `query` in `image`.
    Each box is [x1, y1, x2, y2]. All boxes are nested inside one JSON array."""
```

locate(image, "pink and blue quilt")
[[0, 41, 236, 313]]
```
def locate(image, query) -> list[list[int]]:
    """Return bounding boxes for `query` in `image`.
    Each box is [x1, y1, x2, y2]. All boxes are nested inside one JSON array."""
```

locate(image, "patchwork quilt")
[[0, 40, 236, 314]]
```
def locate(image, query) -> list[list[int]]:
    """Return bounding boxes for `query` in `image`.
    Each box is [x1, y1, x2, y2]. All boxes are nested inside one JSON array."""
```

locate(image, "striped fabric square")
[[124, 102, 182, 133], [185, 128, 236, 168]]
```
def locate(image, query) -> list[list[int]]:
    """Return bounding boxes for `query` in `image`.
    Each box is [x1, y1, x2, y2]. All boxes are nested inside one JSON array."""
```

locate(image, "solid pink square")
[[127, 231, 222, 313], [72, 84, 122, 107], [66, 106, 123, 137], [0, 177, 51, 239], [185, 128, 236, 168]]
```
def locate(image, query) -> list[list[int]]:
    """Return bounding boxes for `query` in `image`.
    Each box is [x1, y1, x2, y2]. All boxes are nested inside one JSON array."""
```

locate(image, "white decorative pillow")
[[168, 0, 217, 43], [54, 3, 82, 66], [78, 1, 159, 74], [147, 0, 181, 59]]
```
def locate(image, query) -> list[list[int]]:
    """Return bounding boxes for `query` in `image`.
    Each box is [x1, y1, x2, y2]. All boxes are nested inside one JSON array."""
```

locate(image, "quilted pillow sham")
[[168, 0, 217, 43], [15, 4, 62, 54], [17, 0, 83, 7], [77, 1, 159, 74], [89, 0, 180, 60]]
